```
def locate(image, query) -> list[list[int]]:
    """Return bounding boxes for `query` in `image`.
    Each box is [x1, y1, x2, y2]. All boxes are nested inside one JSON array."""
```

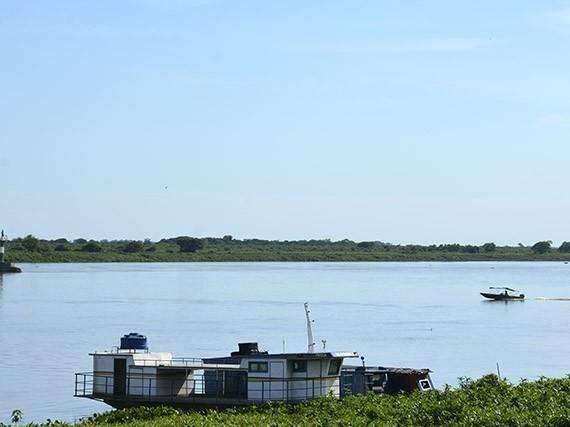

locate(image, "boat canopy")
[[489, 287, 520, 292]]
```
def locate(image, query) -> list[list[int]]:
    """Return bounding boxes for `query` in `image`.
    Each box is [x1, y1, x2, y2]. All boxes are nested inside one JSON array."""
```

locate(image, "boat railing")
[[98, 353, 237, 369], [130, 357, 220, 368], [75, 372, 340, 404], [106, 348, 208, 364]]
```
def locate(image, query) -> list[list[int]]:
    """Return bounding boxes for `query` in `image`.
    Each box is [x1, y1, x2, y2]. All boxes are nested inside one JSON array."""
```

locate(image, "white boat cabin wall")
[[244, 355, 344, 401], [204, 342, 354, 401]]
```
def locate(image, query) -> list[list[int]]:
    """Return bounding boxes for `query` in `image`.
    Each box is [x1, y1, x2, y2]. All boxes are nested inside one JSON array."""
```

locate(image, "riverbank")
[[5, 237, 570, 263], [7, 250, 570, 263], [10, 375, 570, 426], [8, 251, 570, 263]]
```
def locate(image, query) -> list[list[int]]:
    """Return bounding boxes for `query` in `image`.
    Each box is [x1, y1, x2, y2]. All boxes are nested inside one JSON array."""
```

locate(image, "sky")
[[1, 0, 569, 245]]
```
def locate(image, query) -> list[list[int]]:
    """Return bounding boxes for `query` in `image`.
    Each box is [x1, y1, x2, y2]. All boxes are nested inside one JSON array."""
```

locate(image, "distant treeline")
[[4, 235, 570, 263]]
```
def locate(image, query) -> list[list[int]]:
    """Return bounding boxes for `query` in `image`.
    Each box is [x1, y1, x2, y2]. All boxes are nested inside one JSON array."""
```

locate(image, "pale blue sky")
[[1, 1, 569, 244]]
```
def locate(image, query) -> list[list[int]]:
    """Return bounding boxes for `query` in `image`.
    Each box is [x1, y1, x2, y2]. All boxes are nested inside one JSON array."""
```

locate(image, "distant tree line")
[[7, 235, 570, 256]]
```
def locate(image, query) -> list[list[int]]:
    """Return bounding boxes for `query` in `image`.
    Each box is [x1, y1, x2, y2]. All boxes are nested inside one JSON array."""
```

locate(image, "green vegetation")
[[175, 236, 204, 253], [6, 375, 570, 426], [531, 240, 552, 254], [81, 242, 103, 253], [5, 236, 570, 263]]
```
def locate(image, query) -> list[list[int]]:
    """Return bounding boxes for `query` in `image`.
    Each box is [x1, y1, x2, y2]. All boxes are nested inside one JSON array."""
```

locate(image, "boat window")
[[418, 379, 432, 392], [328, 359, 342, 375], [292, 360, 307, 373], [248, 361, 268, 373]]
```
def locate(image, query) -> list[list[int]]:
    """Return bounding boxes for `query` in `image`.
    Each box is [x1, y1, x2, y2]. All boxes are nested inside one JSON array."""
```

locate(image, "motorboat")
[[480, 287, 525, 301]]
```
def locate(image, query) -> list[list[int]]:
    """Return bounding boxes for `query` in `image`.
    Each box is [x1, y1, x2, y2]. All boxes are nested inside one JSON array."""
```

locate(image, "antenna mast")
[[304, 302, 315, 353]]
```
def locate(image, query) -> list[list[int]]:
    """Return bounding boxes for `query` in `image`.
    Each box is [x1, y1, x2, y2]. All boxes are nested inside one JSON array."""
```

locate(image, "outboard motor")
[[120, 332, 148, 351]]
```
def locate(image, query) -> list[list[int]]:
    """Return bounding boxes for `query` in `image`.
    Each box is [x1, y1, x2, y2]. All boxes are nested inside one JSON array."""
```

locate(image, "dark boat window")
[[418, 379, 432, 391], [248, 361, 268, 373], [292, 360, 307, 373], [328, 359, 342, 375]]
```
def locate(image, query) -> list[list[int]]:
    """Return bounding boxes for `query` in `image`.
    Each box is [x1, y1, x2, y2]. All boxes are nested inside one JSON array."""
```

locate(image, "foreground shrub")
[[86, 406, 179, 424], [75, 375, 570, 427]]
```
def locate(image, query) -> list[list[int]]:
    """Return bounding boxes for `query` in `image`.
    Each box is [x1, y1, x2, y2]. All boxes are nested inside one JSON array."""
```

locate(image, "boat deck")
[[75, 371, 340, 409]]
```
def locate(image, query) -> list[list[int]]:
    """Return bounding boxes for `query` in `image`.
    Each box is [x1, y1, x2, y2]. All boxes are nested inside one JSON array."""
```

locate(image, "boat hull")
[[0, 263, 21, 273], [480, 292, 524, 301], [97, 395, 252, 412]]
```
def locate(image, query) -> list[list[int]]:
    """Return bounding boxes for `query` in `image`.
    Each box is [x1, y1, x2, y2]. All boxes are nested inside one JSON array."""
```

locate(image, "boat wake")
[[535, 297, 570, 301]]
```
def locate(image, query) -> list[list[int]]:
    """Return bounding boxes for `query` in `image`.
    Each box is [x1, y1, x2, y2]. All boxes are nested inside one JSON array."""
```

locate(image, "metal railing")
[[130, 357, 222, 368], [75, 372, 340, 404], [100, 352, 238, 369]]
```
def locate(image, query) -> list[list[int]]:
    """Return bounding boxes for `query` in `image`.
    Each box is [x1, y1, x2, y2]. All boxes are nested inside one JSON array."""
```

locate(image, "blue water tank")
[[120, 332, 148, 350]]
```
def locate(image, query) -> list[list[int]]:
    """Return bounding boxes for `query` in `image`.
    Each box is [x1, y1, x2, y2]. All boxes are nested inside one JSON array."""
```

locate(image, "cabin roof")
[[204, 351, 358, 364], [343, 365, 432, 374], [154, 363, 243, 370], [90, 351, 172, 358], [91, 349, 359, 366]]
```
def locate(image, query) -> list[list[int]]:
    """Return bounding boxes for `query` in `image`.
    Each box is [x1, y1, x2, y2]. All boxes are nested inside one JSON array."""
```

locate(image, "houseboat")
[[75, 305, 434, 410], [75, 334, 359, 410]]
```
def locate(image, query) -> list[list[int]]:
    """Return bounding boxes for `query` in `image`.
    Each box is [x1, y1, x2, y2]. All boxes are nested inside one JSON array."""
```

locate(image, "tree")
[[462, 245, 480, 254], [74, 238, 87, 244], [223, 235, 234, 242], [531, 241, 552, 254], [440, 244, 461, 252], [123, 241, 144, 253], [175, 237, 204, 253], [482, 242, 497, 252], [81, 242, 103, 253], [559, 242, 570, 253], [21, 235, 40, 252], [356, 241, 375, 249], [54, 244, 69, 252]]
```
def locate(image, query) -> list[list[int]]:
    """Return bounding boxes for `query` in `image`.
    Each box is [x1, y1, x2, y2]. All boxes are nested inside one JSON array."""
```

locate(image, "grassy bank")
[[7, 375, 570, 426], [5, 236, 570, 263]]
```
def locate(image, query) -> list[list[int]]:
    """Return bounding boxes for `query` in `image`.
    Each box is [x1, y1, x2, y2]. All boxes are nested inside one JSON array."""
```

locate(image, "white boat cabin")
[[204, 342, 358, 401]]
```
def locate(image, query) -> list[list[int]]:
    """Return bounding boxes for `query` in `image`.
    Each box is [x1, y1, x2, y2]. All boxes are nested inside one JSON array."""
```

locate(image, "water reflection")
[[480, 300, 525, 304]]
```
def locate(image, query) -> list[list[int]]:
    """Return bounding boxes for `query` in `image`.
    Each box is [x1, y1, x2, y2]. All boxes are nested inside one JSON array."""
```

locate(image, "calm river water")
[[0, 262, 569, 423]]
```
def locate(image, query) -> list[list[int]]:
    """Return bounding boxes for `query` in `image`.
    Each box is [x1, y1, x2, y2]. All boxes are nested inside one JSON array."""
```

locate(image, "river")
[[0, 262, 568, 423]]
